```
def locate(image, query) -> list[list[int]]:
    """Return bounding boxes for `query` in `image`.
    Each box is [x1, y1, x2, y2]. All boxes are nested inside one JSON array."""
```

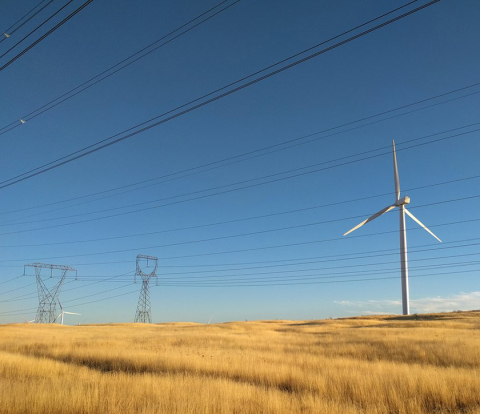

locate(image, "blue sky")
[[0, 0, 479, 324]]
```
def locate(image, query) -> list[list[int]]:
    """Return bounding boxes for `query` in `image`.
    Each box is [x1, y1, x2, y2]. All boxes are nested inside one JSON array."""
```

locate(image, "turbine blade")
[[404, 208, 442, 242], [64, 312, 81, 315], [344, 204, 396, 236], [393, 139, 400, 201]]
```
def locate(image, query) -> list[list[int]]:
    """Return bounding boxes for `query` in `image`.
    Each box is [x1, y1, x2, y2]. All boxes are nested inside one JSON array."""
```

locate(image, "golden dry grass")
[[1, 311, 480, 413]]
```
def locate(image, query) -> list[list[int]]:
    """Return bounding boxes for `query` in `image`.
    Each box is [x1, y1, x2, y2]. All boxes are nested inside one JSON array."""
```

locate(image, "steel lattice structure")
[[134, 255, 158, 323], [24, 263, 77, 323]]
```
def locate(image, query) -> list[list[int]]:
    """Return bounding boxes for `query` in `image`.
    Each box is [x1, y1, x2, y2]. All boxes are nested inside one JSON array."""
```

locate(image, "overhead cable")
[[0, 0, 53, 44], [0, 0, 239, 134], [0, 1, 440, 188], [1, 126, 478, 235], [0, 209, 477, 264], [0, 0, 94, 72], [1, 83, 479, 217]]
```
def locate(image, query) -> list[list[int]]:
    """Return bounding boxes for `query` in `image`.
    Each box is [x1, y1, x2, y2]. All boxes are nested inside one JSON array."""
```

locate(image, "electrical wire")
[[1, 126, 478, 237], [0, 0, 440, 189], [2, 119, 479, 228], [0, 0, 94, 72], [0, 275, 20, 285], [0, 0, 414, 135], [0, 282, 37, 296], [0, 271, 135, 304], [152, 268, 480, 288], [135, 261, 480, 285], [0, 0, 53, 44], [151, 237, 480, 269], [2, 234, 478, 275], [0, 0, 239, 135], [64, 251, 480, 281], [2, 0, 47, 33], [0, 189, 478, 252], [0, 0, 75, 59], [2, 82, 479, 218], [0, 267, 478, 317], [0, 286, 139, 316], [1, 235, 478, 279], [0, 207, 477, 265], [65, 257, 480, 285], [2, 262, 477, 312]]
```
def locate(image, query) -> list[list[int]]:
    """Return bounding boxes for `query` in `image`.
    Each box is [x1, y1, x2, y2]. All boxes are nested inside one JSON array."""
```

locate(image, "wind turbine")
[[55, 302, 81, 325], [343, 140, 441, 315], [22, 317, 35, 323]]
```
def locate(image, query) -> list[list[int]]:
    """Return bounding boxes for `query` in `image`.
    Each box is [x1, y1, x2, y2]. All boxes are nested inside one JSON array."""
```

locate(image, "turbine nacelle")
[[396, 196, 410, 206]]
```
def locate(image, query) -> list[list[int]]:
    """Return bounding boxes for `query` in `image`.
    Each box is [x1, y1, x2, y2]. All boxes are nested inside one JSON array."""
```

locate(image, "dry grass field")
[[1, 312, 480, 414]]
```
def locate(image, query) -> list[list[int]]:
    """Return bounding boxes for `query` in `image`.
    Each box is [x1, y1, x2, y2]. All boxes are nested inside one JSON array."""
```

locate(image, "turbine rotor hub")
[[396, 196, 410, 206]]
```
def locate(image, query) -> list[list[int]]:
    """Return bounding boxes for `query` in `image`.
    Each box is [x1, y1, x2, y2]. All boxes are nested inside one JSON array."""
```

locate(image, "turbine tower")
[[343, 140, 441, 315], [134, 254, 158, 323], [24, 263, 77, 323]]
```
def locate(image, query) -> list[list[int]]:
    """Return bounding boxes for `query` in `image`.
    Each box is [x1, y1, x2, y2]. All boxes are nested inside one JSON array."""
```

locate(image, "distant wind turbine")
[[55, 302, 81, 325], [22, 317, 35, 323], [343, 140, 441, 315], [207, 315, 213, 324]]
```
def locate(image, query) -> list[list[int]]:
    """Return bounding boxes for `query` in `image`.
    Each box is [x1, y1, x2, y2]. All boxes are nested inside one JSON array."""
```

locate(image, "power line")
[[0, 1, 440, 189], [67, 255, 480, 285], [2, 82, 479, 218], [0, 271, 135, 304], [0, 0, 414, 135], [0, 280, 75, 302], [152, 268, 480, 288], [1, 126, 478, 235], [0, 275, 20, 285], [71, 251, 480, 281], [0, 0, 239, 135], [0, 281, 37, 297], [2, 0, 48, 34], [0, 0, 94, 72], [2, 234, 476, 272], [2, 261, 478, 311], [0, 234, 474, 272], [0, 267, 477, 317], [0, 0, 75, 59], [2, 119, 479, 226], [0, 286, 139, 317], [140, 261, 480, 285], [0, 207, 477, 264], [0, 186, 478, 250], [0, 0, 53, 44], [152, 238, 480, 269]]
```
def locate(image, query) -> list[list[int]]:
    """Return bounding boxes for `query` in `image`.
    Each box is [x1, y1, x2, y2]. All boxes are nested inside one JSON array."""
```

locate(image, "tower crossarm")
[[24, 263, 77, 273], [135, 255, 158, 278]]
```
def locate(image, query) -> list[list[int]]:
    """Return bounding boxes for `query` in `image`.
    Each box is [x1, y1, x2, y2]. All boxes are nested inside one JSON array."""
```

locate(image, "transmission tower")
[[24, 263, 77, 323], [134, 254, 158, 323]]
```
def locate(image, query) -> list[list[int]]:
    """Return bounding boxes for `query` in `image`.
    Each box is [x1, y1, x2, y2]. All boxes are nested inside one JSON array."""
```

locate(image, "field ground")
[[1, 311, 480, 413]]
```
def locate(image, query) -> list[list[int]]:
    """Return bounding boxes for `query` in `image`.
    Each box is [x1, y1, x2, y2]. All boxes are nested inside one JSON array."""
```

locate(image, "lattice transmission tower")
[[24, 263, 77, 323], [134, 254, 158, 323]]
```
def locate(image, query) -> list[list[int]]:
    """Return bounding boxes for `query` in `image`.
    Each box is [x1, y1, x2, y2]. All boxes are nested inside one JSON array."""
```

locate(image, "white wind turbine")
[[55, 302, 81, 325], [344, 140, 441, 315], [22, 317, 35, 323]]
